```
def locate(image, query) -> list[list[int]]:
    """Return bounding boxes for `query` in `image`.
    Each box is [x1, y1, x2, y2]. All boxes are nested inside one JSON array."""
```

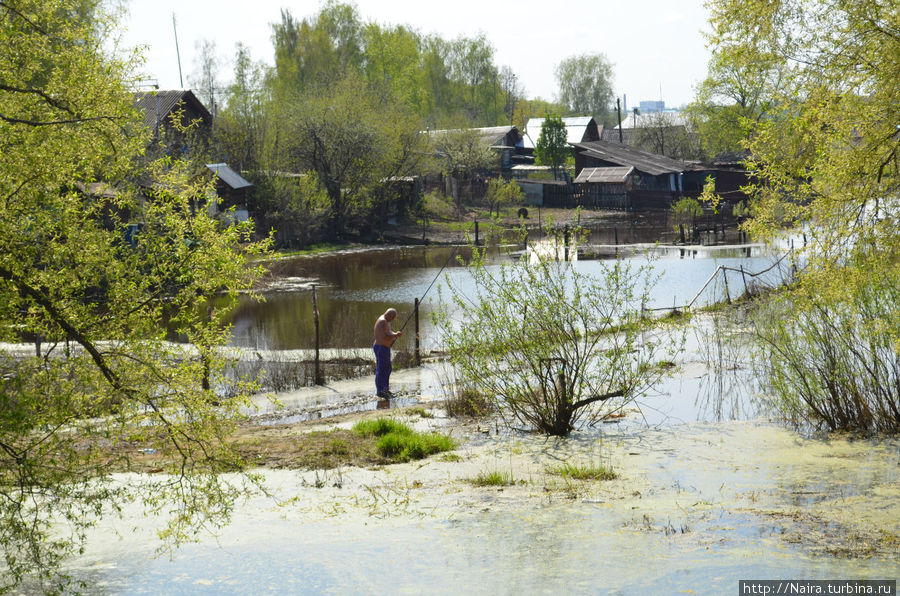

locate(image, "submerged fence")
[[642, 250, 798, 314]]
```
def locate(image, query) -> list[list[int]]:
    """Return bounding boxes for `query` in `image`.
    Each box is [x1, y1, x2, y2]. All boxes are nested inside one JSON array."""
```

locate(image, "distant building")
[[203, 163, 253, 222], [639, 100, 665, 113]]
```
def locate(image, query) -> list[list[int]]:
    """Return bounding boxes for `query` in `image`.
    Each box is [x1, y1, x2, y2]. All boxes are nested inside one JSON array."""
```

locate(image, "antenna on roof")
[[173, 13, 184, 88]]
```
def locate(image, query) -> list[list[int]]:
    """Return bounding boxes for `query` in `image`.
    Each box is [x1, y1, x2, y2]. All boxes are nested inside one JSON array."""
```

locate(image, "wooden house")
[[572, 140, 750, 211], [133, 90, 213, 157], [204, 163, 252, 222]]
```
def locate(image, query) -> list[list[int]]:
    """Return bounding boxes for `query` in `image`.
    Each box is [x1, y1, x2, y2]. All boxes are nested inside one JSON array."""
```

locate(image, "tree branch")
[[0, 1, 47, 35], [571, 389, 624, 410], [0, 113, 121, 127], [0, 265, 125, 394], [0, 83, 73, 114]]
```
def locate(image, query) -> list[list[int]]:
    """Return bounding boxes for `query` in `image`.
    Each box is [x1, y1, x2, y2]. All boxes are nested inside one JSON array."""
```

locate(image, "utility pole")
[[616, 97, 623, 143], [173, 13, 184, 88]]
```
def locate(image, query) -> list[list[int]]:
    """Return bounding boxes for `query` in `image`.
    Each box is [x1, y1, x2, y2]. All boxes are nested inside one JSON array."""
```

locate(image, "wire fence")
[[642, 249, 799, 314]]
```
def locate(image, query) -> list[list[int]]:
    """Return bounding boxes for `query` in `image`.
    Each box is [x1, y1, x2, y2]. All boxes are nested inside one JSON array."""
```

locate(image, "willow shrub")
[[752, 266, 900, 433], [435, 246, 680, 436]]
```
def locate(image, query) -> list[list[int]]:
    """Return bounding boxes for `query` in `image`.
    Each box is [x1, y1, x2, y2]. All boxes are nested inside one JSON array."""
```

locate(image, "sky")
[[119, 0, 713, 109]]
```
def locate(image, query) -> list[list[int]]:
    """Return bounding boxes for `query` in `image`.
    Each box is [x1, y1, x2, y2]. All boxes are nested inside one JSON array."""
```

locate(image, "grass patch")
[[468, 470, 517, 486], [549, 462, 617, 481], [352, 418, 456, 463], [407, 407, 434, 419]]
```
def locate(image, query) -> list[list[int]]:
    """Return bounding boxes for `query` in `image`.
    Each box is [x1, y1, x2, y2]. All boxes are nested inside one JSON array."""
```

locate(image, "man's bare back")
[[374, 308, 402, 347]]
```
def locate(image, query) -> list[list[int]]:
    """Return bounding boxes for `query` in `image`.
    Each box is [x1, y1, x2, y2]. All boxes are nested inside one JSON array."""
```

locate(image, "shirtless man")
[[373, 308, 402, 398]]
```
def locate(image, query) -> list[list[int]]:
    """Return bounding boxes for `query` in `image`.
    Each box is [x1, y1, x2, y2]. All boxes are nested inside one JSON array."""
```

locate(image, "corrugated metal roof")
[[574, 166, 634, 184], [206, 163, 252, 189], [511, 164, 552, 171], [133, 90, 212, 130], [572, 140, 695, 176], [426, 126, 520, 147], [619, 111, 690, 129], [522, 116, 597, 149]]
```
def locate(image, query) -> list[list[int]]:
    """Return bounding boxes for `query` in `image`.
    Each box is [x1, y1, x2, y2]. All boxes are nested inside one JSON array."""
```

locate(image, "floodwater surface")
[[220, 240, 791, 352], [65, 419, 899, 594]]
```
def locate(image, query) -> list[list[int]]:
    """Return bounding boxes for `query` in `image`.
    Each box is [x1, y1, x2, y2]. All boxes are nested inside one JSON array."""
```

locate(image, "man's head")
[[384, 308, 397, 321]]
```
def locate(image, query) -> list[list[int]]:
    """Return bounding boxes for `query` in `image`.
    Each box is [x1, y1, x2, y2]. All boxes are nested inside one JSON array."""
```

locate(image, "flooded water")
[[220, 232, 792, 352], [56, 306, 900, 595], [46, 221, 871, 594], [64, 417, 899, 595]]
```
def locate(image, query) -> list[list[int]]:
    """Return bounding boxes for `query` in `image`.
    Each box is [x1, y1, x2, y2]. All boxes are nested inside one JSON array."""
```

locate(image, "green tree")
[[0, 1, 269, 589], [436, 246, 676, 436], [708, 0, 900, 431], [362, 22, 424, 113], [271, 2, 364, 95], [430, 128, 495, 213], [217, 42, 269, 172], [554, 53, 614, 120], [685, 43, 785, 160], [485, 177, 523, 218], [534, 114, 569, 179], [276, 74, 425, 237]]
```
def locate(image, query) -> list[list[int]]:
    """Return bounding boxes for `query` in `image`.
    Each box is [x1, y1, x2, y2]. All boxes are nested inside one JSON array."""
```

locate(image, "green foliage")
[[430, 128, 495, 211], [435, 245, 680, 435], [669, 197, 704, 231], [352, 417, 412, 437], [485, 177, 523, 218], [708, 0, 900, 432], [272, 73, 426, 238], [752, 262, 900, 432], [534, 115, 569, 178], [216, 43, 269, 173], [554, 53, 614, 120], [0, 1, 270, 589], [686, 26, 787, 160]]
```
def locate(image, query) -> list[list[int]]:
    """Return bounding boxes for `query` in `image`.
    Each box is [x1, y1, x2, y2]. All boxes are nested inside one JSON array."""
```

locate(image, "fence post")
[[474, 219, 479, 246], [564, 224, 570, 261], [740, 264, 750, 297], [414, 297, 421, 367], [312, 284, 323, 385], [723, 269, 732, 304]]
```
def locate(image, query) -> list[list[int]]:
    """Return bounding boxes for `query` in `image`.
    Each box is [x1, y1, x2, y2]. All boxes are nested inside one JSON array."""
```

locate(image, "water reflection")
[[208, 212, 796, 352], [218, 241, 788, 352]]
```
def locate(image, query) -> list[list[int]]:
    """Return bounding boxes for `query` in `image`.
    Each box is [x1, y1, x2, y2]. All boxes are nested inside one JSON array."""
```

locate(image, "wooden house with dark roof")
[[133, 90, 213, 157], [571, 140, 748, 210]]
